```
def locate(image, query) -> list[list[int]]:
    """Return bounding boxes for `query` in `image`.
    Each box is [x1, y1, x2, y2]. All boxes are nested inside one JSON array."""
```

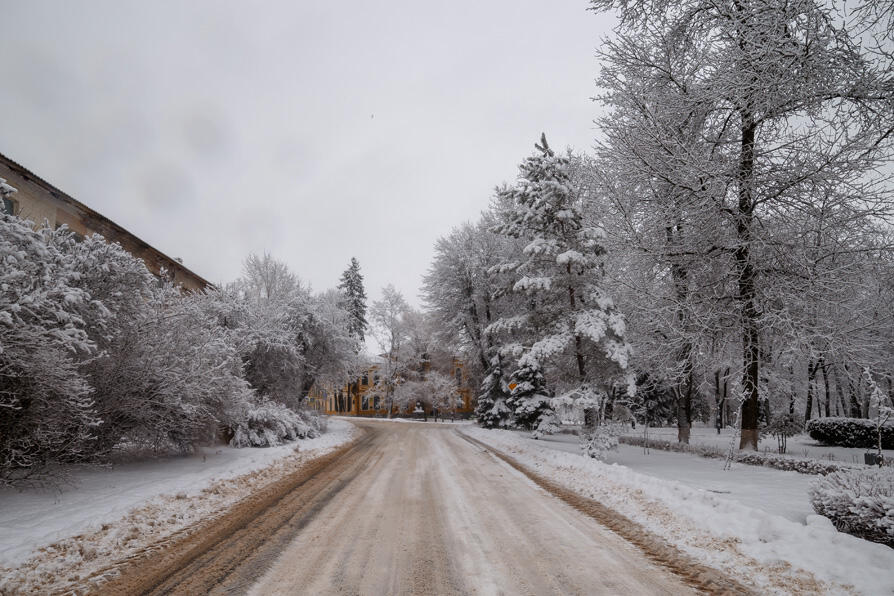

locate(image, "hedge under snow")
[[810, 467, 894, 547], [229, 400, 324, 448], [806, 417, 894, 450]]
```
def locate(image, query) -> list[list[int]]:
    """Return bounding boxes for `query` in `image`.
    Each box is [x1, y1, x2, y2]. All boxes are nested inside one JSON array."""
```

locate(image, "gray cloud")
[[0, 0, 616, 304]]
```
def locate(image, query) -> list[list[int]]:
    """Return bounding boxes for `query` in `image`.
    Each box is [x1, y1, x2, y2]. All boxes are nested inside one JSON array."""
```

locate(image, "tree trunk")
[[737, 112, 761, 451], [677, 353, 694, 443], [805, 359, 819, 423], [667, 225, 693, 445], [844, 363, 862, 417], [831, 362, 849, 417], [677, 385, 692, 443], [463, 279, 490, 371], [723, 368, 730, 425], [567, 267, 597, 431], [714, 369, 724, 431], [820, 356, 831, 418]]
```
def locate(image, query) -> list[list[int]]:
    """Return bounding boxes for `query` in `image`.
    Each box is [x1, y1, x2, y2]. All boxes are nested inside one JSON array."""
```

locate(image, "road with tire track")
[[102, 420, 704, 595]]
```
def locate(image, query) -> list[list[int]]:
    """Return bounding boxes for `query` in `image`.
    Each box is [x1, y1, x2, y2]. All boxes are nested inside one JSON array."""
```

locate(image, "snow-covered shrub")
[[87, 285, 253, 453], [200, 282, 359, 412], [229, 399, 321, 447], [806, 417, 894, 450], [0, 215, 103, 484], [762, 412, 803, 454], [1, 208, 341, 484], [809, 467, 894, 547], [200, 285, 307, 407], [584, 423, 623, 459]]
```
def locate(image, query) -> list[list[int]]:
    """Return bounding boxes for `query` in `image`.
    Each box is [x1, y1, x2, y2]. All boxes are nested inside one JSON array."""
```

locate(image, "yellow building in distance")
[[307, 358, 474, 418]]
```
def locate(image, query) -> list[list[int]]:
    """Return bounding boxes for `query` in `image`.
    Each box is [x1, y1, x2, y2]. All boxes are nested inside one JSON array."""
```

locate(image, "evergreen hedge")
[[806, 417, 894, 450]]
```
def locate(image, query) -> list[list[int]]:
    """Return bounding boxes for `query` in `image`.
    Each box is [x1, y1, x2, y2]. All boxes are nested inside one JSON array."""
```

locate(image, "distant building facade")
[[307, 358, 475, 418], [0, 153, 211, 292]]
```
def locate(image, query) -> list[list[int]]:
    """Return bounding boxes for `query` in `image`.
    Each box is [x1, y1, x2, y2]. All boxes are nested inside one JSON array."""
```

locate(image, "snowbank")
[[0, 419, 356, 593], [463, 426, 894, 595]]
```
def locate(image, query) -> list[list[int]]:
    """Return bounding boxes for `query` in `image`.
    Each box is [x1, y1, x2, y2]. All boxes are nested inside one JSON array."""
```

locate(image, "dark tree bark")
[[820, 357, 831, 418], [804, 359, 819, 423], [737, 112, 761, 451]]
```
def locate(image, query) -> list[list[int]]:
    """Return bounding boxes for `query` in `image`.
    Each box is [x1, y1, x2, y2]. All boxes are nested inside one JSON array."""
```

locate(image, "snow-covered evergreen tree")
[[506, 361, 559, 438], [475, 355, 513, 428], [490, 134, 632, 438], [338, 257, 368, 341]]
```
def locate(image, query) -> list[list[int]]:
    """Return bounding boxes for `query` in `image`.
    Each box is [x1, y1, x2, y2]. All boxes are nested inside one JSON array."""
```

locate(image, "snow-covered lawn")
[[463, 426, 894, 595], [0, 419, 357, 593], [621, 424, 894, 464], [515, 431, 815, 523]]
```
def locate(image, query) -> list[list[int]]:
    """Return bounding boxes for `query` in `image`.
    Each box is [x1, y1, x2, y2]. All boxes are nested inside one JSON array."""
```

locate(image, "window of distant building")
[[374, 372, 381, 384], [455, 368, 462, 386], [1, 196, 15, 216], [362, 372, 369, 385]]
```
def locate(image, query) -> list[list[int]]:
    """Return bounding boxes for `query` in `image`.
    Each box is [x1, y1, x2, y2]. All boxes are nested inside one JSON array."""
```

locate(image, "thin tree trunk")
[[737, 112, 761, 451], [820, 356, 831, 418], [666, 220, 693, 445], [844, 363, 861, 417], [715, 369, 724, 432], [568, 266, 595, 431], [723, 368, 731, 426], [805, 358, 818, 423], [831, 362, 848, 416]]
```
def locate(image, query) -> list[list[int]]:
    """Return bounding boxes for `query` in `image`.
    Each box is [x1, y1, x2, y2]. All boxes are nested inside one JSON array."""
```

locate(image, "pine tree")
[[491, 134, 631, 437], [338, 257, 368, 341], [476, 355, 513, 428], [506, 361, 558, 438]]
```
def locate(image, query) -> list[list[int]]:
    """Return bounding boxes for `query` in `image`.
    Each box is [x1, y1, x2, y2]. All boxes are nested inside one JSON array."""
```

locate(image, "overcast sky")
[[0, 1, 615, 305]]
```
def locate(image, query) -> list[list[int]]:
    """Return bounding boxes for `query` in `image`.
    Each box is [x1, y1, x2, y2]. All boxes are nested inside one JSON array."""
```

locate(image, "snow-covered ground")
[[0, 419, 357, 593], [463, 426, 894, 595], [516, 431, 815, 523], [621, 424, 894, 463]]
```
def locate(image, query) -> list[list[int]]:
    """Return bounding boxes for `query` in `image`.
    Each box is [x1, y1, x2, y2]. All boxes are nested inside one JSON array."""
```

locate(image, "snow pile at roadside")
[[0, 419, 357, 594], [463, 426, 894, 595]]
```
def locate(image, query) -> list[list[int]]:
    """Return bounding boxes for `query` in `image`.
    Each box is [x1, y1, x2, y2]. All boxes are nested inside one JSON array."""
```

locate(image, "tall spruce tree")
[[338, 257, 368, 341], [491, 134, 631, 438]]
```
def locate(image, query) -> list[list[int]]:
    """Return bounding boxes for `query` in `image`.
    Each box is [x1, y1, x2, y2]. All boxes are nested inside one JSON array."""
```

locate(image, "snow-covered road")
[[105, 420, 699, 594], [248, 420, 695, 595]]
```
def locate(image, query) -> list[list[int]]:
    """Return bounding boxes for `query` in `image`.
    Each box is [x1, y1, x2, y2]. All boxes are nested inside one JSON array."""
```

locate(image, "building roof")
[[0, 151, 213, 290]]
